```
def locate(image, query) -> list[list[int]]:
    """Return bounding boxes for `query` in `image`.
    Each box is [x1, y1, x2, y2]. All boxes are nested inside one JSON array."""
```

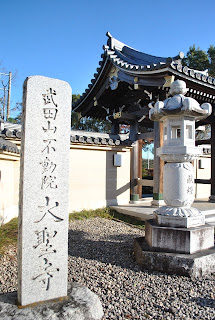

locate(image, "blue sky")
[[1, 0, 215, 116]]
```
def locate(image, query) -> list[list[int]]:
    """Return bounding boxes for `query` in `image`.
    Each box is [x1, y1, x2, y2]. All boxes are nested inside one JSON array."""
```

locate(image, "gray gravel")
[[1, 217, 215, 319]]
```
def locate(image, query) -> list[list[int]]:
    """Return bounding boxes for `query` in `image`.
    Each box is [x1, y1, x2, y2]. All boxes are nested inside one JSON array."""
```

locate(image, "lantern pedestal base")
[[154, 212, 205, 228], [133, 236, 215, 279], [145, 220, 214, 254]]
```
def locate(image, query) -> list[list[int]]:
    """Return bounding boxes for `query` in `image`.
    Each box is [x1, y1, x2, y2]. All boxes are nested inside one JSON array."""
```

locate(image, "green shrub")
[[69, 208, 145, 229]]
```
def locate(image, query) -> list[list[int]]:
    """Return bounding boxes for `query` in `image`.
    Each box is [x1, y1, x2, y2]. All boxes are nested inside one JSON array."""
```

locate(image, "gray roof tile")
[[0, 122, 131, 148], [70, 130, 131, 146], [71, 33, 215, 110], [0, 138, 20, 154]]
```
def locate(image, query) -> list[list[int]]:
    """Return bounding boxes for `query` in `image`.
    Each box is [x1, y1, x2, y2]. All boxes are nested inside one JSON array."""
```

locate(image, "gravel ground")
[[0, 217, 215, 319]]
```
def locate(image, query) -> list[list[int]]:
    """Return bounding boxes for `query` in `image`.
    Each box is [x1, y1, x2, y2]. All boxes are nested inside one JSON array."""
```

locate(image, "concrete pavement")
[[110, 198, 215, 226]]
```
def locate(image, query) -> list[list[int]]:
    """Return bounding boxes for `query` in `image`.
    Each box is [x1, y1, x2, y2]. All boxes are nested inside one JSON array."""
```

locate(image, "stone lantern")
[[150, 80, 212, 224], [133, 80, 215, 278]]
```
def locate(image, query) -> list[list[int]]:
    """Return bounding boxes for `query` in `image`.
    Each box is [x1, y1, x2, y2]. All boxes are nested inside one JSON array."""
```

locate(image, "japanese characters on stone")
[[18, 76, 71, 307], [32, 88, 63, 291]]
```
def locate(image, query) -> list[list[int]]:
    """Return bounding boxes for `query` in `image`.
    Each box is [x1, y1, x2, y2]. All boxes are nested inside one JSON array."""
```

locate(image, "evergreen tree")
[[183, 45, 215, 141], [7, 102, 22, 124], [207, 45, 215, 77], [183, 44, 215, 77], [71, 94, 111, 133]]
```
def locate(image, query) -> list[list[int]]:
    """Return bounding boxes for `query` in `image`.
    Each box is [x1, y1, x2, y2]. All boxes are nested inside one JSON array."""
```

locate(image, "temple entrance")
[[73, 32, 215, 204]]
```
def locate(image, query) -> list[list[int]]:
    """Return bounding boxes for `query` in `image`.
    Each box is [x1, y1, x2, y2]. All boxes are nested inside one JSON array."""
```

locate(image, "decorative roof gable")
[[73, 32, 215, 119]]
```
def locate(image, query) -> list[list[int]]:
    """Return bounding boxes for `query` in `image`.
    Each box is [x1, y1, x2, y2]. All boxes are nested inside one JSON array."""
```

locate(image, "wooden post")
[[111, 120, 119, 135], [151, 121, 164, 206], [210, 122, 215, 201], [138, 139, 143, 198], [130, 121, 139, 201], [130, 141, 139, 201]]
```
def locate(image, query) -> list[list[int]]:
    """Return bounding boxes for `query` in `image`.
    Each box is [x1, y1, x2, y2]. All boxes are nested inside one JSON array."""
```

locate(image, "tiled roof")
[[170, 64, 215, 86], [104, 32, 215, 83], [103, 32, 183, 71], [73, 32, 215, 110], [201, 145, 211, 154], [70, 130, 131, 146], [0, 138, 20, 154], [0, 122, 131, 147], [0, 121, 22, 139]]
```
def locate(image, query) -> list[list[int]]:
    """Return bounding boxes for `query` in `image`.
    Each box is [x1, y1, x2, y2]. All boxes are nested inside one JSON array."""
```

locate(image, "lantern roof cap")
[[149, 80, 212, 121]]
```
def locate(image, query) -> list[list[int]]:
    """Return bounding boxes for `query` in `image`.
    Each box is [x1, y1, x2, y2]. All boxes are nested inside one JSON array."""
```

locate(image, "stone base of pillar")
[[130, 194, 140, 204], [145, 220, 214, 254], [154, 212, 205, 228], [133, 237, 215, 279], [157, 206, 201, 217], [151, 199, 165, 207], [130, 194, 139, 201]]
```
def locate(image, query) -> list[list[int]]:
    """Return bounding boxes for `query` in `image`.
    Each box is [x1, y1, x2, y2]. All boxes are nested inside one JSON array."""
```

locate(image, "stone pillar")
[[151, 121, 164, 206], [18, 76, 72, 307]]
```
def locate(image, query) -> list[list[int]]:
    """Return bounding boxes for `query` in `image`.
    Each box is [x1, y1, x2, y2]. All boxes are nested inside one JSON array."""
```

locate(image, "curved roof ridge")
[[114, 48, 168, 66], [106, 32, 180, 65], [73, 33, 215, 112], [106, 31, 135, 51]]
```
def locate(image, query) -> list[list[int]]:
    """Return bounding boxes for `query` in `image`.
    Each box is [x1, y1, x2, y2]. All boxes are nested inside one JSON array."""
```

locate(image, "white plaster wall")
[[0, 157, 20, 225], [0, 144, 131, 224], [0, 142, 212, 223], [69, 146, 131, 212]]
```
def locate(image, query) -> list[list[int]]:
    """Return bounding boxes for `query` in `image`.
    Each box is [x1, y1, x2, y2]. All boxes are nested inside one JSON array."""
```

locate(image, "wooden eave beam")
[[99, 92, 150, 109], [81, 78, 111, 117], [195, 139, 211, 145], [110, 109, 149, 122], [79, 63, 215, 119], [75, 58, 113, 114]]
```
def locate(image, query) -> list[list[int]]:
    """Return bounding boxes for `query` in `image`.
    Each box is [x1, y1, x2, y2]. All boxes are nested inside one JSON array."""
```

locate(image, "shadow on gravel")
[[68, 229, 140, 269], [191, 297, 215, 308], [0, 291, 17, 305]]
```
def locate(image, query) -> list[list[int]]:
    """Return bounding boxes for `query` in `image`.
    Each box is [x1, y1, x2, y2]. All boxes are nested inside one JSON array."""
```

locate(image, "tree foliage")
[[183, 44, 215, 77], [183, 44, 215, 141], [72, 94, 81, 103], [7, 102, 22, 124], [72, 94, 111, 133], [142, 142, 154, 154], [71, 112, 111, 133], [207, 45, 215, 77]]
